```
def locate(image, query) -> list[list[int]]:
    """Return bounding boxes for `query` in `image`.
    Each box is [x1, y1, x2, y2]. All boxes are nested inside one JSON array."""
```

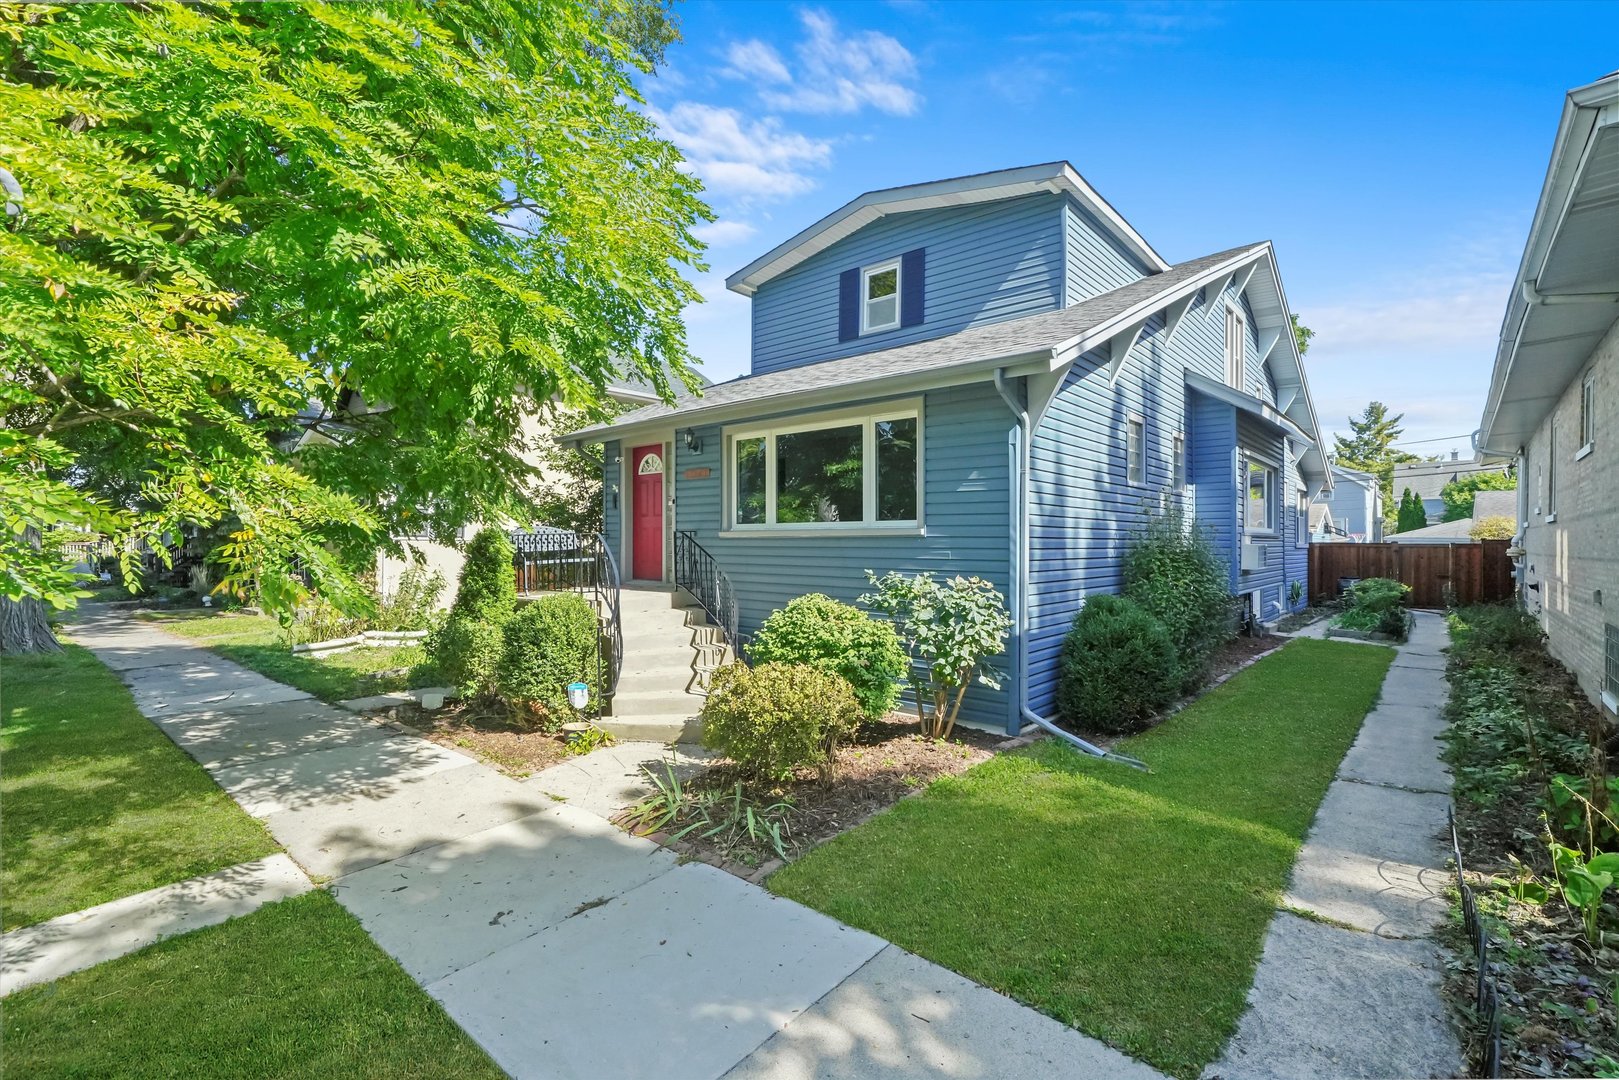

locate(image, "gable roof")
[[568, 240, 1327, 486], [573, 244, 1256, 440], [1480, 72, 1619, 454], [725, 161, 1170, 297], [1389, 517, 1477, 541], [1392, 457, 1509, 501], [1472, 489, 1518, 519]]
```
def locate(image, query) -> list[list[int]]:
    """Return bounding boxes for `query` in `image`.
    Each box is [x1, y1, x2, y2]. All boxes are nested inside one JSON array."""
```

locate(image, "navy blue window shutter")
[[900, 248, 925, 328], [837, 268, 859, 342]]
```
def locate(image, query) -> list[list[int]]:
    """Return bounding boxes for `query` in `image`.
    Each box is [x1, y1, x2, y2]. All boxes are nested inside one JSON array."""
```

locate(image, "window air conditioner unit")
[[1240, 541, 1267, 572]]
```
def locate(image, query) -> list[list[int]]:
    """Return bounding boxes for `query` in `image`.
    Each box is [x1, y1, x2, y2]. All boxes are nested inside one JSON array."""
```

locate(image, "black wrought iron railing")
[[674, 530, 738, 652], [510, 528, 622, 703]]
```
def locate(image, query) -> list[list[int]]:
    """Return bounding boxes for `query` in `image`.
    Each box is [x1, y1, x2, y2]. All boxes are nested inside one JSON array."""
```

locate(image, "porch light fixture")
[[682, 429, 702, 454]]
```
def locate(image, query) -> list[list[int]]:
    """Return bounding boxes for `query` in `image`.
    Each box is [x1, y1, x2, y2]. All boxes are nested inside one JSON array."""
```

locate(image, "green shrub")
[[700, 662, 862, 783], [373, 566, 447, 631], [427, 614, 505, 698], [1122, 508, 1232, 692], [497, 593, 600, 727], [1455, 603, 1544, 655], [746, 594, 908, 719], [1056, 594, 1180, 734], [450, 528, 516, 623], [1335, 577, 1408, 637]]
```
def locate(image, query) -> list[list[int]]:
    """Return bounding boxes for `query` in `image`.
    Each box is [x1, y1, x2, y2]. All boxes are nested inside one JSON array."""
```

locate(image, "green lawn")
[[2, 646, 279, 930], [137, 610, 433, 704], [770, 638, 1395, 1078], [2, 890, 504, 1079]]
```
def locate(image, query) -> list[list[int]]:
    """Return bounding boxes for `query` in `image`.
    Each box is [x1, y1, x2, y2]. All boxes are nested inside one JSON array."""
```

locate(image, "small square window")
[[861, 261, 900, 334], [1581, 370, 1596, 453], [1126, 415, 1146, 485]]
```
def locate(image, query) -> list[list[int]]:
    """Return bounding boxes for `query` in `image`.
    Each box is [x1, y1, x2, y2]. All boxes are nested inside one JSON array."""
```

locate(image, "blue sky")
[[640, 0, 1616, 453]]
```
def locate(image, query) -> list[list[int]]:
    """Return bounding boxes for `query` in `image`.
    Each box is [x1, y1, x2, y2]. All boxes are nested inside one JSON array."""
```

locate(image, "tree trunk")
[[0, 595, 62, 654]]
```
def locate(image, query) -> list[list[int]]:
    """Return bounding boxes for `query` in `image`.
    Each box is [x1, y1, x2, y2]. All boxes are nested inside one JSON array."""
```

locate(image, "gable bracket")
[[1204, 272, 1233, 306], [1276, 385, 1300, 413], [1161, 292, 1197, 346], [1106, 317, 1149, 384], [1231, 262, 1258, 305], [1256, 325, 1283, 364]]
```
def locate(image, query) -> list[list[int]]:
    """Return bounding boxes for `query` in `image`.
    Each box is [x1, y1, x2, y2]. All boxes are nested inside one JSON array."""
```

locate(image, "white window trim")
[[1171, 431, 1187, 493], [1546, 422, 1558, 522], [721, 400, 924, 535], [1295, 488, 1309, 548], [1125, 412, 1146, 486], [860, 259, 902, 335], [1224, 304, 1246, 390], [1244, 455, 1278, 536], [1579, 369, 1596, 456]]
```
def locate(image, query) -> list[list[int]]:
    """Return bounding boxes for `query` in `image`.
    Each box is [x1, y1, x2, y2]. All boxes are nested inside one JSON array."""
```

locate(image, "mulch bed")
[[391, 699, 572, 778], [1206, 633, 1286, 682], [626, 716, 1002, 877]]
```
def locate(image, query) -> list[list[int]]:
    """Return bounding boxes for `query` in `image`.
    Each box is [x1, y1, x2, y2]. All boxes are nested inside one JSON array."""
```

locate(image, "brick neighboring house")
[[1391, 451, 1511, 526], [1478, 71, 1619, 718]]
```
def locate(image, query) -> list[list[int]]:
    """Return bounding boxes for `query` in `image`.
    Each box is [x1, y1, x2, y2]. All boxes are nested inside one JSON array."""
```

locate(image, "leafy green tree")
[[0, 1, 708, 650], [1292, 314, 1314, 356], [1470, 516, 1516, 541], [1395, 488, 1429, 533], [530, 406, 623, 536], [1332, 403, 1419, 530], [1440, 471, 1517, 522]]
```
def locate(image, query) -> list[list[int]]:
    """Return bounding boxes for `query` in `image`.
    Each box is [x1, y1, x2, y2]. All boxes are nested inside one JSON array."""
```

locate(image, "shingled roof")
[[569, 243, 1266, 443]]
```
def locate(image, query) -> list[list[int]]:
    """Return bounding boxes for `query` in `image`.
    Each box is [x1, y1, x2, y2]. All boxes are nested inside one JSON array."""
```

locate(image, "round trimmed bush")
[[429, 613, 505, 698], [700, 662, 862, 783], [746, 594, 907, 719], [1056, 593, 1179, 734], [497, 593, 599, 726]]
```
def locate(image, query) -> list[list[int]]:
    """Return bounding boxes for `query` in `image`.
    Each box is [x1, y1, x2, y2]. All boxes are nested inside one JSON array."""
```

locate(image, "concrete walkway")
[[64, 611, 1162, 1080], [0, 854, 310, 996], [1206, 611, 1463, 1080]]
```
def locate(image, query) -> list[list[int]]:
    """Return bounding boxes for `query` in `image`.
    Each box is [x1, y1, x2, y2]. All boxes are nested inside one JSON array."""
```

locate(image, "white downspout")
[[994, 369, 1148, 771]]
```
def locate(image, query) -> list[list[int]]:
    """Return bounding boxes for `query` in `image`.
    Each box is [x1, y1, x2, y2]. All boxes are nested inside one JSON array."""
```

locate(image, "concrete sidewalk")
[[65, 611, 1163, 1080], [1206, 611, 1463, 1080]]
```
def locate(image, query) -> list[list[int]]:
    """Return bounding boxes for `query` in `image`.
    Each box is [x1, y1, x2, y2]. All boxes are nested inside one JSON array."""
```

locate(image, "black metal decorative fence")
[[1450, 806, 1503, 1078], [510, 528, 622, 704], [673, 530, 738, 653]]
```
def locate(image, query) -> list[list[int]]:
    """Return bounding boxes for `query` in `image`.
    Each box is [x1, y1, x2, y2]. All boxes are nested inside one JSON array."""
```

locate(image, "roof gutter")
[[1520, 280, 1619, 306], [994, 367, 1148, 771]]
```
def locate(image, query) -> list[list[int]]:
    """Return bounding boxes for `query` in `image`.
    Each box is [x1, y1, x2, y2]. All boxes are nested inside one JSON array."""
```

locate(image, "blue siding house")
[[569, 162, 1329, 735]]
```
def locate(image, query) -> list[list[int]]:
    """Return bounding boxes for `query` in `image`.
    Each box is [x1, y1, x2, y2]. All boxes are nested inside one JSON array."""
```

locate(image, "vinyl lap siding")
[[1023, 272, 1281, 714], [1063, 197, 1150, 304], [672, 385, 1015, 728], [749, 194, 1065, 376]]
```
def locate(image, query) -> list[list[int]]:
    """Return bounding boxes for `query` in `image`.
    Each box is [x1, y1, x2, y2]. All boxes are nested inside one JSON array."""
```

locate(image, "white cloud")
[[726, 9, 921, 117], [724, 40, 790, 84], [691, 220, 758, 247], [647, 102, 832, 201]]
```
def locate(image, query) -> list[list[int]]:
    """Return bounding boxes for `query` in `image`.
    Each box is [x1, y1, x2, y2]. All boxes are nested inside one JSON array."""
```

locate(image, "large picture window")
[[727, 406, 921, 530], [1246, 458, 1276, 533]]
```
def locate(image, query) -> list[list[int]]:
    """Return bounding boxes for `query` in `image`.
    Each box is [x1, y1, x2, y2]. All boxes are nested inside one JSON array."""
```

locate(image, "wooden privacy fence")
[[1308, 540, 1514, 609]]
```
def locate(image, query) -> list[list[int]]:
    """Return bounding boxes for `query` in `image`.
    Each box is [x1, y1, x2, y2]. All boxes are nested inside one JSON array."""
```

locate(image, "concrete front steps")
[[600, 584, 727, 744]]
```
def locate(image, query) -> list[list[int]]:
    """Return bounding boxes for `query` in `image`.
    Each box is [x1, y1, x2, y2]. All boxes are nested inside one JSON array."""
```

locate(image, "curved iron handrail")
[[510, 528, 622, 702], [674, 530, 739, 651]]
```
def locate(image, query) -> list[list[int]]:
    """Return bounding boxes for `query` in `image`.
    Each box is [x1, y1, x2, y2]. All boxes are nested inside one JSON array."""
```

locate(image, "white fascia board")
[[1047, 247, 1268, 368], [725, 161, 1169, 297], [1481, 82, 1619, 451], [562, 348, 1056, 447], [1254, 244, 1325, 457]]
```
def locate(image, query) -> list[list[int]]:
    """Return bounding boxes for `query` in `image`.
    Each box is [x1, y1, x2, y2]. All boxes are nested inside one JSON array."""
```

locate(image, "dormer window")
[[861, 260, 901, 334]]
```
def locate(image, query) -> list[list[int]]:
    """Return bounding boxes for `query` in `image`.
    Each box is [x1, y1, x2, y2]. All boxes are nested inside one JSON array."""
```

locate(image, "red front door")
[[631, 444, 664, 580]]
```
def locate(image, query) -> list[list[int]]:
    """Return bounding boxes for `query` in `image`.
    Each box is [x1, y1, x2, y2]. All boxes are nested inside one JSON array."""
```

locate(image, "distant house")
[[1387, 487, 1518, 544], [1477, 71, 1618, 717], [1392, 450, 1511, 525], [1322, 463, 1383, 541], [567, 162, 1329, 733]]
